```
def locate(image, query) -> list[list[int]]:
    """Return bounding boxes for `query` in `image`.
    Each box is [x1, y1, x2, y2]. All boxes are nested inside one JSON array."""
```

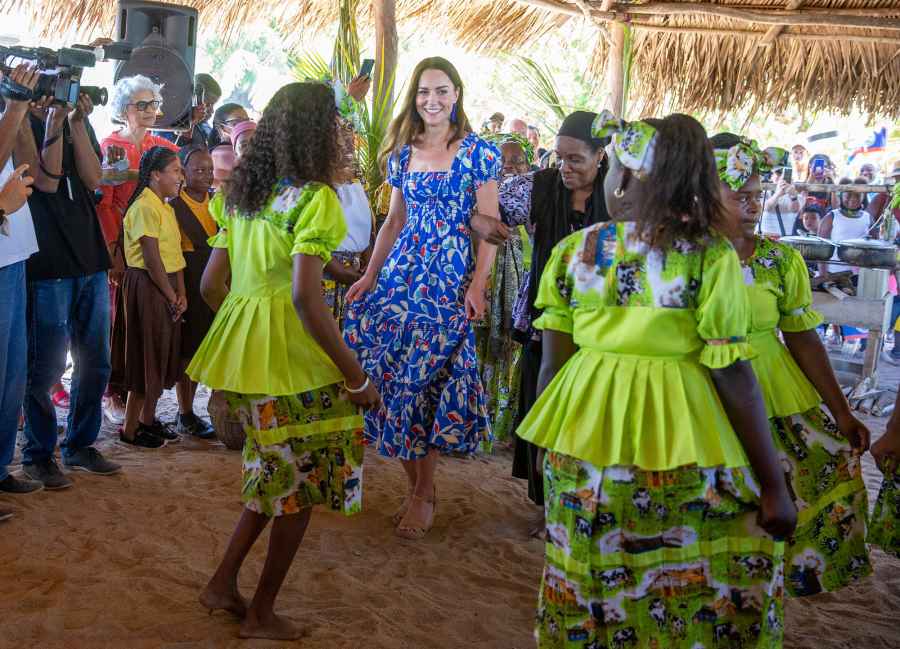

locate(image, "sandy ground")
[[0, 383, 899, 649]]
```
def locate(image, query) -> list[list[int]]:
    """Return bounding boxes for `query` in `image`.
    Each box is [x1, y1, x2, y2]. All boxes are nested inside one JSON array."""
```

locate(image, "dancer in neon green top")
[[188, 83, 381, 642], [711, 133, 872, 597], [517, 113, 796, 649]]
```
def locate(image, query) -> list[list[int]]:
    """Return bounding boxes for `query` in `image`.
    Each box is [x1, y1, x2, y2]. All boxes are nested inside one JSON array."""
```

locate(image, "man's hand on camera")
[[69, 93, 93, 123], [3, 64, 39, 118]]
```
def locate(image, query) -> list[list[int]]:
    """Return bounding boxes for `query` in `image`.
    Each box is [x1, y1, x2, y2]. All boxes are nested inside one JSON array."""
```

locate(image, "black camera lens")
[[81, 86, 107, 106]]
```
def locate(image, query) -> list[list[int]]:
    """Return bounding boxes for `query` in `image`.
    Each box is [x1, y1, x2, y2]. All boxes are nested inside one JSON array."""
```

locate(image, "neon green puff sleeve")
[[290, 185, 348, 265], [207, 192, 231, 249], [532, 235, 577, 334], [695, 241, 757, 368], [778, 246, 824, 332]]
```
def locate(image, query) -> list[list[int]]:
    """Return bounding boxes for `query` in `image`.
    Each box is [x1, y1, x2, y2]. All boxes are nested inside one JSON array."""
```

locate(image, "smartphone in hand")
[[358, 59, 375, 79]]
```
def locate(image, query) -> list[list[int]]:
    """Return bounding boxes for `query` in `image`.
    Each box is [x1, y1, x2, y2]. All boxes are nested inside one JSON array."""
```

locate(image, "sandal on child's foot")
[[395, 490, 436, 540]]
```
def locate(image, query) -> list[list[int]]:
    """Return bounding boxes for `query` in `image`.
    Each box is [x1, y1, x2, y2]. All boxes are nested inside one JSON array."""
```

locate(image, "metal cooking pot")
[[779, 235, 835, 262], [836, 238, 897, 269]]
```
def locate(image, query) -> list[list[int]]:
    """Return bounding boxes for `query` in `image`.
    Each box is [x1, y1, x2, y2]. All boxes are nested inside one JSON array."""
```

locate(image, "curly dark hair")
[[224, 82, 343, 216], [634, 114, 733, 248]]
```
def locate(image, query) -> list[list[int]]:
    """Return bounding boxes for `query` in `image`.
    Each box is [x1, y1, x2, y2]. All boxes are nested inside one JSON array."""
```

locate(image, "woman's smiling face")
[[415, 69, 459, 128]]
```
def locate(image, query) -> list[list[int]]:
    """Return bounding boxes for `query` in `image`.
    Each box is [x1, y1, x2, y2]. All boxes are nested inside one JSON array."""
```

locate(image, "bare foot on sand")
[[200, 583, 249, 618], [239, 613, 307, 640], [528, 511, 546, 540]]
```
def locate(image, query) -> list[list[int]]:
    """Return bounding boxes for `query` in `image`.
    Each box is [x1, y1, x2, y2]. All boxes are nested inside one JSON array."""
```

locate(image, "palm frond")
[[512, 55, 568, 122], [289, 51, 331, 82]]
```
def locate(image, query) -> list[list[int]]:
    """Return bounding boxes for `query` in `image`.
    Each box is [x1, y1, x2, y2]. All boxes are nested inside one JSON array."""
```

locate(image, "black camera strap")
[[39, 130, 66, 181]]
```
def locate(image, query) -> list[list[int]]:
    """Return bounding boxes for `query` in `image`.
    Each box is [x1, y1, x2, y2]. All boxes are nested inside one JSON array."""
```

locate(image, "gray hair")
[[109, 74, 164, 122]]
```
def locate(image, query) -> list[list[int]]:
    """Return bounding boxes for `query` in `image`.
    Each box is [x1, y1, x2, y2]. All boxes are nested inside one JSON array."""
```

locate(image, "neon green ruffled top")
[[742, 236, 823, 418], [516, 222, 755, 471], [187, 182, 348, 396]]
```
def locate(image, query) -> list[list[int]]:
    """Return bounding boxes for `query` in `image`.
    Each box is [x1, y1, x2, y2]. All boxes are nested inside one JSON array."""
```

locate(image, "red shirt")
[[97, 130, 178, 245]]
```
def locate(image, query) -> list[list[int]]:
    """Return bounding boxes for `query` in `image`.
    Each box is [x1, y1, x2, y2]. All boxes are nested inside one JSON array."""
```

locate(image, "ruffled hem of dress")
[[187, 293, 344, 395], [779, 308, 825, 333], [753, 341, 822, 418], [516, 348, 749, 470], [699, 340, 757, 369]]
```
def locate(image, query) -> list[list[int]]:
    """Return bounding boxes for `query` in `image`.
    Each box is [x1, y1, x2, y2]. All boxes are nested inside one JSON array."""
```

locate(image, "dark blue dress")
[[344, 133, 501, 459]]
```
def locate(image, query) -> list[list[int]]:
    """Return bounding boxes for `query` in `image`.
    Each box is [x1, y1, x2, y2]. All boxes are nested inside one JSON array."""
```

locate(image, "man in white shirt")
[[0, 64, 46, 521], [760, 169, 802, 237]]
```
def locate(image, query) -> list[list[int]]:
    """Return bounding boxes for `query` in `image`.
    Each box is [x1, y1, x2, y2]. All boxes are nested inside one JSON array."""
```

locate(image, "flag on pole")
[[848, 127, 888, 162]]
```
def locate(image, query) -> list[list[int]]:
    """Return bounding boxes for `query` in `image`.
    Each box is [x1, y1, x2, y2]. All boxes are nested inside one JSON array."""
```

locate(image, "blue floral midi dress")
[[344, 133, 501, 460]]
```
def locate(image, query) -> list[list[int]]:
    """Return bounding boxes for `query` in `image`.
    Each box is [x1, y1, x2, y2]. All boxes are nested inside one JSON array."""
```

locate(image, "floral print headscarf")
[[714, 138, 788, 191], [590, 110, 658, 177], [483, 132, 534, 166]]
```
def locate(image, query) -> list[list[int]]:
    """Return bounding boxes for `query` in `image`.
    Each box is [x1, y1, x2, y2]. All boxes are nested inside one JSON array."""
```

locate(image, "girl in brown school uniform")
[[119, 146, 186, 448]]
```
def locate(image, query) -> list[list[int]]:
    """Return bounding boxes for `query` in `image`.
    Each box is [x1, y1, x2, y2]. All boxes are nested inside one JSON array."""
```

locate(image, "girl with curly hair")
[[186, 82, 380, 641], [343, 57, 502, 540], [518, 113, 797, 648]]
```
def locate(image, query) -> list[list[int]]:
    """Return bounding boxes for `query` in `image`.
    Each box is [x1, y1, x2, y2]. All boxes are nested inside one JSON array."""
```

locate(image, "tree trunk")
[[373, 0, 397, 109]]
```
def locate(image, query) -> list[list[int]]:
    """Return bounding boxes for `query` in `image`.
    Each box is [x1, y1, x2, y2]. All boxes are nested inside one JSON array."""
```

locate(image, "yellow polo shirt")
[[123, 188, 187, 273], [179, 190, 218, 252]]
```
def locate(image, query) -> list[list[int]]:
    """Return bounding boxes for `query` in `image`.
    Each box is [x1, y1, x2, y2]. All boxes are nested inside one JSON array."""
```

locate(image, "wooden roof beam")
[[596, 3, 900, 31], [760, 0, 805, 46], [511, 0, 900, 31], [628, 21, 900, 45]]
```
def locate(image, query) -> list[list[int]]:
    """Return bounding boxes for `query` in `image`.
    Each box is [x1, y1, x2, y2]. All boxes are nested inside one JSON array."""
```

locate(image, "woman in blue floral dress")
[[344, 57, 501, 540]]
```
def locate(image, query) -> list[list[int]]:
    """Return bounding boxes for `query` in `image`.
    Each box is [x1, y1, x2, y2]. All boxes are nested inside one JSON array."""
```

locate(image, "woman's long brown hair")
[[379, 57, 472, 173]]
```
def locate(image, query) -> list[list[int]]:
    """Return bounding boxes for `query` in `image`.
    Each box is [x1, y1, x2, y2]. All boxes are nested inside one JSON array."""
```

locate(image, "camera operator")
[[0, 63, 44, 507], [15, 88, 121, 490], [760, 168, 802, 237]]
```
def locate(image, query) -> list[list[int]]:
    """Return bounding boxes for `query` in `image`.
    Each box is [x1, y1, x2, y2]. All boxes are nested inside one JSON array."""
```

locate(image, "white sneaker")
[[102, 397, 126, 425]]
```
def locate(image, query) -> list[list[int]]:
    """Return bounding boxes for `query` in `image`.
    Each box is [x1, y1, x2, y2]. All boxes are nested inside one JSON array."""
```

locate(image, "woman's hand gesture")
[[345, 273, 376, 303]]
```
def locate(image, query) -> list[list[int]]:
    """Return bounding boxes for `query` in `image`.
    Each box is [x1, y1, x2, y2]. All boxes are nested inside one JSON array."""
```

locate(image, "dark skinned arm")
[[783, 329, 869, 451], [536, 330, 578, 399], [139, 236, 177, 305], [873, 395, 900, 472], [710, 361, 797, 539], [324, 257, 362, 286], [292, 254, 380, 409], [199, 247, 231, 312], [69, 97, 102, 191]]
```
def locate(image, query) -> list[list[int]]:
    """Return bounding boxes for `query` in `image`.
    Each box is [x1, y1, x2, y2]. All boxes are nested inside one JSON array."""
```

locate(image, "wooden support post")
[[373, 0, 397, 110], [760, 0, 805, 46], [602, 0, 626, 117]]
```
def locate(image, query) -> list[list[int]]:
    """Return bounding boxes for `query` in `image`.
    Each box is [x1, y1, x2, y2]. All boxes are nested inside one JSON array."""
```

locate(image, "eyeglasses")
[[222, 117, 245, 126], [127, 100, 161, 113]]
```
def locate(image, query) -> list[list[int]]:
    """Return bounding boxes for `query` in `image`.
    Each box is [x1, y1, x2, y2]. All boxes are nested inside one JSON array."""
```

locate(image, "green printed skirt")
[[770, 407, 872, 596], [866, 460, 900, 558], [224, 384, 365, 518], [537, 452, 785, 649]]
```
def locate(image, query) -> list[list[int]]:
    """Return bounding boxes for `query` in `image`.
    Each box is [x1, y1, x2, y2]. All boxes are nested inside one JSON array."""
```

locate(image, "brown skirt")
[[180, 249, 215, 360], [120, 267, 182, 395]]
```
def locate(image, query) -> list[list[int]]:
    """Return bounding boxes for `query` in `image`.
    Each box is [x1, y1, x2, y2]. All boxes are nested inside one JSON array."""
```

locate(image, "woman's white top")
[[336, 182, 372, 253]]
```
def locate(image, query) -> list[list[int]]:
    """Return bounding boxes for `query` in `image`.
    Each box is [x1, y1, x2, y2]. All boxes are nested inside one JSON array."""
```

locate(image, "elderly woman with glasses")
[[98, 75, 179, 426]]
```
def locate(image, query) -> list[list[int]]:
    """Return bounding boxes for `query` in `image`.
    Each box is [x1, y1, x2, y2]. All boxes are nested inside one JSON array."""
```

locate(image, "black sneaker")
[[150, 420, 180, 443], [176, 413, 216, 440], [22, 460, 73, 490], [63, 448, 122, 476], [119, 424, 166, 449], [0, 474, 44, 494]]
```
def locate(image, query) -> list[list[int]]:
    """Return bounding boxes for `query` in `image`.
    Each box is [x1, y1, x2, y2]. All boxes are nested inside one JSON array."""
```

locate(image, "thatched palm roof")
[[7, 0, 900, 118]]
